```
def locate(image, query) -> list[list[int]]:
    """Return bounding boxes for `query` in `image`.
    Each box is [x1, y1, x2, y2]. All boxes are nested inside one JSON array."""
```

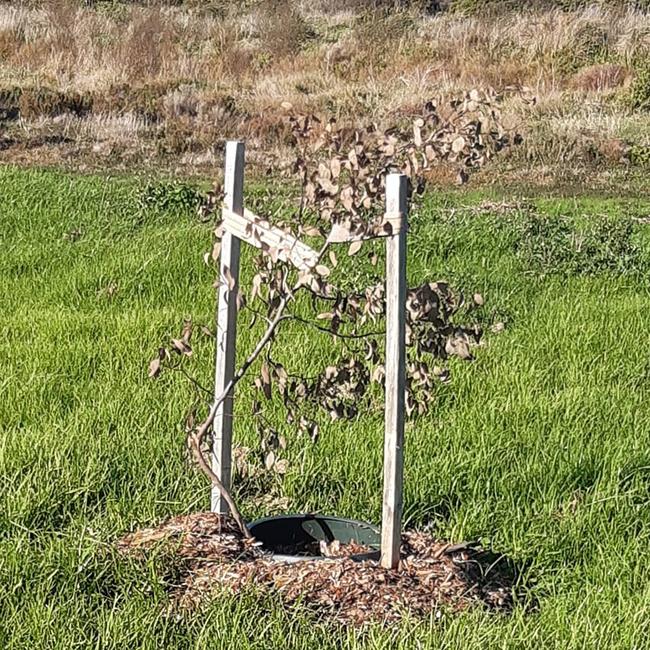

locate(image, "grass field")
[[1, 166, 650, 648]]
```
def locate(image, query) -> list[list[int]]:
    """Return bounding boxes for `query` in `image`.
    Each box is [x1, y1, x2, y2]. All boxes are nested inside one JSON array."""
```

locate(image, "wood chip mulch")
[[116, 512, 522, 626]]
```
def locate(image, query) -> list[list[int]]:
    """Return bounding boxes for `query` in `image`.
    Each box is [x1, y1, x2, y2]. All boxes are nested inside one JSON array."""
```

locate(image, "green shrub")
[[138, 181, 203, 215], [446, 0, 650, 13], [515, 212, 647, 276], [629, 143, 650, 166], [627, 62, 650, 110], [555, 23, 610, 74]]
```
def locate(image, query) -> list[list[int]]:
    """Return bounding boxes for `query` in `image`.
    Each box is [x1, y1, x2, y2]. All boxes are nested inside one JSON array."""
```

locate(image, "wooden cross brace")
[[221, 207, 319, 271]]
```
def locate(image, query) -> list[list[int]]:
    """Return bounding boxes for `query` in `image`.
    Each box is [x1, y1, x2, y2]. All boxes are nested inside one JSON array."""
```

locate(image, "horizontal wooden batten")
[[222, 207, 319, 271], [222, 207, 409, 270]]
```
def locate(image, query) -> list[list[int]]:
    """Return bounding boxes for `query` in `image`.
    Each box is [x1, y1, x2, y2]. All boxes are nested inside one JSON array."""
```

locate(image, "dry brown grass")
[[0, 1, 649, 182], [570, 63, 630, 91]]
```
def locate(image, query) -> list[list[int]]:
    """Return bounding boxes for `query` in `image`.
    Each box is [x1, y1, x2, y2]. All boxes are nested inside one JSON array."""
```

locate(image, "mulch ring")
[[116, 512, 525, 626]]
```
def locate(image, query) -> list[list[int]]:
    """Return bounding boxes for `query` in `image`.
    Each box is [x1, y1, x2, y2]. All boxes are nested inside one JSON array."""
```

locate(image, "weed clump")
[[515, 213, 648, 276], [626, 60, 650, 110], [555, 23, 610, 74], [570, 63, 628, 92], [256, 0, 315, 57], [139, 181, 203, 215], [629, 143, 650, 166]]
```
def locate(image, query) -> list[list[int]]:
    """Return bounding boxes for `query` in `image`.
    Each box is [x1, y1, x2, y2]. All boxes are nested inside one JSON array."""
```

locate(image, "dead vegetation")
[[0, 1, 649, 182], [117, 512, 526, 626]]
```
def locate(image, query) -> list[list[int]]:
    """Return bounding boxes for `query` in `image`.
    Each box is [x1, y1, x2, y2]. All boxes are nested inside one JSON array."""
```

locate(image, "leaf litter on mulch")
[[116, 513, 527, 626]]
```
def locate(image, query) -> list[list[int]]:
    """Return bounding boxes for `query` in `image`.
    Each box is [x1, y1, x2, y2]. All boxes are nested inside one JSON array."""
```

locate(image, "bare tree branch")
[[279, 313, 384, 340], [188, 244, 330, 537], [187, 432, 252, 538]]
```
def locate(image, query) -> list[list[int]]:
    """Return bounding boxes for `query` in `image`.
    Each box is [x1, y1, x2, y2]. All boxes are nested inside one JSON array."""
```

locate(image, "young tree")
[[150, 89, 520, 537]]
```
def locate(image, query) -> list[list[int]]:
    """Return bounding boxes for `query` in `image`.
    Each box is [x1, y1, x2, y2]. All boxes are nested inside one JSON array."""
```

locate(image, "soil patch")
[[117, 512, 526, 626]]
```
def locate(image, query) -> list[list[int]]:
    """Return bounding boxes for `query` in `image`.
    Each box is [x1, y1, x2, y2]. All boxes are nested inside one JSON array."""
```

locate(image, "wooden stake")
[[381, 174, 408, 569], [211, 141, 244, 514]]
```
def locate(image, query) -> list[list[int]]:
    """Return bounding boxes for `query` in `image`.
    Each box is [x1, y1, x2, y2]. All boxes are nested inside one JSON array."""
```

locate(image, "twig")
[[188, 293, 293, 538], [170, 365, 213, 397], [188, 240, 333, 538], [280, 313, 384, 340]]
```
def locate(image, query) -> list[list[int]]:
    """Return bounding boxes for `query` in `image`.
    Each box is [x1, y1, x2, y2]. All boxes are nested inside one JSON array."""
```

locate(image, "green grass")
[[1, 167, 650, 648]]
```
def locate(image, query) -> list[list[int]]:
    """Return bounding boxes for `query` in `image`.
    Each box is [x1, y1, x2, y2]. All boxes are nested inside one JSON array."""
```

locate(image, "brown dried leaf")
[[274, 459, 289, 474], [171, 339, 192, 356], [319, 179, 339, 195], [261, 362, 272, 399], [181, 320, 193, 345], [340, 186, 354, 212], [413, 124, 422, 147], [302, 225, 321, 237], [236, 290, 246, 311], [223, 266, 236, 291], [452, 136, 466, 153], [250, 274, 263, 302], [445, 337, 472, 360], [318, 162, 331, 181], [148, 357, 161, 378], [348, 240, 363, 256]]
